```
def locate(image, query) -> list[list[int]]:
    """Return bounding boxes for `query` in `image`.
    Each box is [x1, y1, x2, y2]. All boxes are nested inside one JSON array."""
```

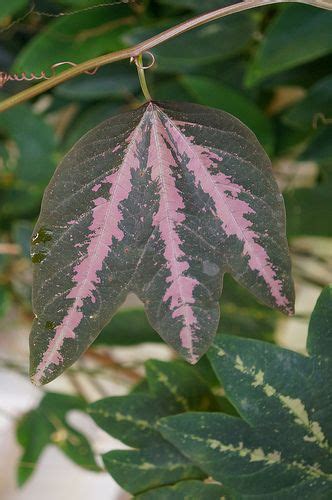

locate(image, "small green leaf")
[[16, 392, 99, 486], [247, 5, 332, 86]]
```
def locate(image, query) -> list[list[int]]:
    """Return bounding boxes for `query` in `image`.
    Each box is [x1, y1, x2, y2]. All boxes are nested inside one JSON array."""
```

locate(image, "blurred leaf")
[[282, 74, 332, 131], [17, 392, 99, 486], [124, 13, 255, 73], [180, 75, 274, 153], [13, 5, 133, 74], [157, 0, 236, 11], [247, 5, 332, 86], [285, 183, 332, 239], [159, 286, 332, 499], [0, 105, 56, 185], [0, 284, 9, 317], [94, 307, 162, 346], [55, 63, 139, 101], [0, 0, 27, 22], [0, 104, 56, 220], [63, 102, 122, 150], [300, 126, 332, 166], [12, 220, 33, 258]]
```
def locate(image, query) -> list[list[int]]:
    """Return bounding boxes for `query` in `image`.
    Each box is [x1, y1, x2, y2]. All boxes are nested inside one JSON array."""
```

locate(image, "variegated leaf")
[[30, 101, 294, 384]]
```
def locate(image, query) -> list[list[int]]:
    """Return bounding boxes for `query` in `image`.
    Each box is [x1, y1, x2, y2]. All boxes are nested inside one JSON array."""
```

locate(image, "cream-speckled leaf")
[[159, 287, 332, 499], [30, 101, 294, 384]]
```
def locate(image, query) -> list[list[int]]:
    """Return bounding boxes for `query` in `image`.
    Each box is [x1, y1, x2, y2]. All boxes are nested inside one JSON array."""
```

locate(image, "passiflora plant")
[[1, 0, 331, 497]]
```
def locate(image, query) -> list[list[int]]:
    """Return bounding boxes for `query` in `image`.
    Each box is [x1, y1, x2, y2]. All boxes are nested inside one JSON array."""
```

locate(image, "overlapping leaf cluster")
[[89, 287, 332, 499]]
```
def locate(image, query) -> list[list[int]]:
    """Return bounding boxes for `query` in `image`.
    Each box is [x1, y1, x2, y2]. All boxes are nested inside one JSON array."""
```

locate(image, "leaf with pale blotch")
[[158, 287, 332, 499], [30, 101, 294, 384]]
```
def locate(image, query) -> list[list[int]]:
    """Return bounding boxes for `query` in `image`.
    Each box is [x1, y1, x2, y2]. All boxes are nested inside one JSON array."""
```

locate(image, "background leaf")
[[247, 5, 332, 86], [16, 392, 99, 486]]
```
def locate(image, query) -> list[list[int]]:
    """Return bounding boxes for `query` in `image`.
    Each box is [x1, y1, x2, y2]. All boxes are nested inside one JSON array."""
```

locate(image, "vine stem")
[[136, 54, 152, 101], [0, 0, 330, 113]]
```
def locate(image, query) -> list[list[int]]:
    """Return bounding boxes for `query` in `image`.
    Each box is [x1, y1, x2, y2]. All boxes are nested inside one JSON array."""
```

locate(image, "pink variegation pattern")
[[30, 101, 294, 385]]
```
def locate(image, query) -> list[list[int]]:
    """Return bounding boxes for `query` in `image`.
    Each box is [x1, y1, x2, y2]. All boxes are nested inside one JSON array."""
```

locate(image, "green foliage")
[[0, 0, 27, 22], [90, 287, 332, 498], [88, 359, 225, 494], [16, 392, 99, 485], [0, 1, 331, 495]]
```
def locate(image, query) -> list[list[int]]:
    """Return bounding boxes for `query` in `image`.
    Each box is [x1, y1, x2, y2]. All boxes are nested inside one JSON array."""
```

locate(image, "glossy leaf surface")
[[30, 101, 294, 384]]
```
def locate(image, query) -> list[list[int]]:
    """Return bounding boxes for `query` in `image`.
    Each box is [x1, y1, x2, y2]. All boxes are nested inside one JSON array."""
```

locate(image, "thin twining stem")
[[0, 0, 331, 113]]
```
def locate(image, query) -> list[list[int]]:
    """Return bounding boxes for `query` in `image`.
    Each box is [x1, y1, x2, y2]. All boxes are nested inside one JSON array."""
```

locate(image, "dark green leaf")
[[124, 14, 255, 73], [247, 5, 332, 86], [13, 6, 132, 74], [63, 102, 122, 151], [145, 359, 220, 412], [307, 285, 332, 358], [159, 286, 332, 498], [93, 307, 162, 347], [88, 393, 204, 494], [180, 75, 274, 153], [56, 64, 139, 101], [103, 445, 204, 495], [135, 480, 226, 499], [300, 127, 332, 166]]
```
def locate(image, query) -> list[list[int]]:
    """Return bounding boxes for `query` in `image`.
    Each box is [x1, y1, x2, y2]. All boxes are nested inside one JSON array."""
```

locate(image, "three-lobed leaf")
[[30, 101, 294, 384]]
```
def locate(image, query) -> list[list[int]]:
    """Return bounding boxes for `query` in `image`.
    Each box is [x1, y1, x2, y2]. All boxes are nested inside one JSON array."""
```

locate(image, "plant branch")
[[0, 0, 330, 113]]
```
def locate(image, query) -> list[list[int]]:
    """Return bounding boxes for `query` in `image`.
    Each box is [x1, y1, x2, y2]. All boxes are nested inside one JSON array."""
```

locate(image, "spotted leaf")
[[30, 101, 294, 384]]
